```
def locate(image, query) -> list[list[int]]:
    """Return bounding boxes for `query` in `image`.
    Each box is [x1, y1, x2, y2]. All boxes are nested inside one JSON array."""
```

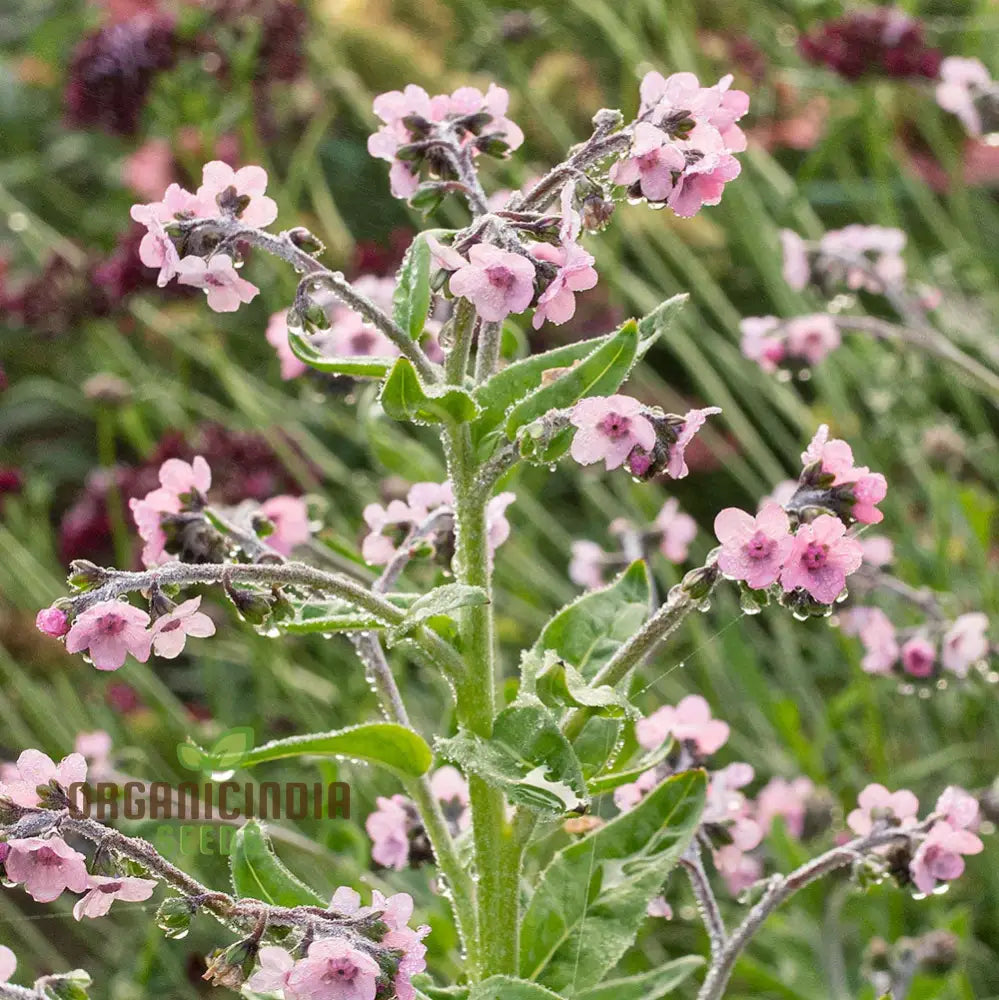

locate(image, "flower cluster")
[[130, 162, 281, 311], [849, 783, 984, 896], [740, 313, 841, 374], [362, 480, 513, 567], [935, 57, 999, 138], [568, 394, 721, 479], [368, 83, 524, 199], [609, 71, 748, 217], [780, 225, 907, 294], [366, 767, 470, 870], [247, 887, 429, 1000], [569, 498, 698, 589], [798, 9, 942, 81], [613, 696, 819, 895], [841, 609, 991, 681]]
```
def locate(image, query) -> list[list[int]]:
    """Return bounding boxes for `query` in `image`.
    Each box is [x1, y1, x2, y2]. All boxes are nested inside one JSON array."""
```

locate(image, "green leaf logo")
[[176, 727, 255, 775]]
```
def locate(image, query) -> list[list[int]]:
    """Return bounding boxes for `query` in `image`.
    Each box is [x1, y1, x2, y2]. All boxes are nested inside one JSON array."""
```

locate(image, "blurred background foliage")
[[1, 0, 998, 997]]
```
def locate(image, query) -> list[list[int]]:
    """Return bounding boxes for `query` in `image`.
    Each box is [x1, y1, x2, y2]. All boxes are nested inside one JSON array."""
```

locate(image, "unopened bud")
[[67, 560, 106, 591], [35, 969, 92, 1000], [287, 227, 326, 256], [203, 938, 259, 989], [474, 134, 512, 158], [224, 583, 273, 625], [681, 564, 719, 601]]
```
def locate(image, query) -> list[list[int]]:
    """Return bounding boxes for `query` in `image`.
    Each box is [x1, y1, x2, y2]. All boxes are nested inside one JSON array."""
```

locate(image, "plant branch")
[[474, 321, 502, 383], [681, 840, 727, 960]]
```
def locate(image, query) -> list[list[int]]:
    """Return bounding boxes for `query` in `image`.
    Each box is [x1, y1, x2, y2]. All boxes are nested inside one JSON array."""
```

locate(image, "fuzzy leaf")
[[230, 819, 325, 907], [531, 561, 651, 681], [393, 232, 438, 340], [239, 723, 433, 777], [575, 956, 705, 1000], [388, 584, 488, 640], [636, 293, 688, 347], [504, 320, 639, 439], [437, 704, 587, 815], [519, 770, 706, 992], [586, 739, 674, 797], [381, 357, 480, 424]]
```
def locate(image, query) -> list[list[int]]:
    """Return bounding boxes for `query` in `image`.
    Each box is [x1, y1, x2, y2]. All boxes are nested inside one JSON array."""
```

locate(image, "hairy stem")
[[695, 824, 931, 1000], [445, 298, 477, 386], [681, 840, 727, 960], [474, 320, 502, 383]]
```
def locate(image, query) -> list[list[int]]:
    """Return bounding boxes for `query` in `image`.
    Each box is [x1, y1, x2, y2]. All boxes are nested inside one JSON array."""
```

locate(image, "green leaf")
[[437, 704, 588, 815], [230, 819, 325, 907], [208, 727, 255, 768], [472, 332, 618, 442], [586, 739, 674, 797], [636, 293, 688, 348], [469, 977, 565, 1000], [287, 323, 393, 379], [381, 357, 480, 424], [519, 770, 706, 992], [388, 584, 488, 641], [575, 957, 705, 1000], [525, 650, 636, 718], [504, 320, 639, 439], [573, 717, 623, 779], [239, 723, 433, 777], [531, 561, 651, 681], [393, 232, 437, 340]]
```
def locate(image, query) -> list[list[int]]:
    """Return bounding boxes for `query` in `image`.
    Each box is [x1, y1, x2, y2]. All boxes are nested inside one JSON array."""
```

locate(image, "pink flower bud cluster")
[[365, 767, 469, 871], [362, 481, 513, 566], [849, 784, 984, 896], [568, 498, 698, 589], [130, 162, 280, 311], [426, 184, 598, 327], [609, 71, 749, 217], [780, 225, 907, 294], [798, 424, 888, 524], [614, 697, 817, 895], [248, 887, 429, 1000], [841, 609, 991, 680], [368, 83, 524, 199], [568, 394, 721, 480]]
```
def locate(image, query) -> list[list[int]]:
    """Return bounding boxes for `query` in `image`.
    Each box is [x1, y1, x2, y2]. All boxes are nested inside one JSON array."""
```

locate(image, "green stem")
[[474, 321, 502, 383], [445, 299, 477, 386], [447, 424, 522, 977]]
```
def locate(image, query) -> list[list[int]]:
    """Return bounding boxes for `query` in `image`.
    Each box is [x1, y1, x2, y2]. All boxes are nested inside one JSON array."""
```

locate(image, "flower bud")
[[36, 605, 70, 637], [287, 227, 326, 255], [681, 564, 719, 601], [67, 560, 106, 591], [224, 583, 274, 625], [35, 969, 92, 1000], [203, 938, 260, 989], [155, 896, 196, 939]]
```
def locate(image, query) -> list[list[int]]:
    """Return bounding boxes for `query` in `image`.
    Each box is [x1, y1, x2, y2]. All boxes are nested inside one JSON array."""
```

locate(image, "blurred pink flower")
[[656, 498, 697, 563], [910, 820, 983, 895], [779, 229, 810, 290], [941, 613, 990, 677], [847, 783, 919, 836], [261, 495, 311, 556], [569, 540, 607, 590], [936, 57, 993, 136], [266, 310, 308, 380], [646, 896, 673, 919], [0, 946, 14, 984], [122, 138, 174, 201], [859, 535, 894, 567], [756, 776, 814, 838], [366, 795, 412, 870], [667, 407, 722, 479], [740, 316, 786, 373], [636, 694, 729, 756], [785, 314, 840, 365], [0, 749, 87, 807], [935, 786, 980, 830], [901, 635, 936, 678], [713, 843, 762, 895]]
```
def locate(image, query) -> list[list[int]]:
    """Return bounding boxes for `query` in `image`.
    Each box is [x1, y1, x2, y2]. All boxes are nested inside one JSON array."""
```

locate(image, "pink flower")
[[4, 836, 89, 903], [847, 783, 919, 836], [129, 455, 211, 567], [610, 123, 686, 201], [247, 947, 295, 995], [780, 229, 810, 290], [740, 316, 786, 373], [431, 766, 469, 814], [448, 243, 536, 322], [819, 225, 906, 291], [569, 540, 607, 590], [486, 491, 516, 554], [901, 636, 936, 678], [570, 395, 656, 472], [935, 786, 979, 830], [860, 535, 894, 567], [130, 183, 215, 227], [196, 161, 278, 227], [850, 472, 888, 524], [531, 241, 599, 328], [713, 844, 762, 896], [910, 820, 983, 895], [122, 138, 174, 201], [667, 406, 722, 479], [0, 946, 14, 984], [134, 216, 181, 287], [780, 515, 863, 604], [704, 763, 760, 851], [756, 777, 814, 838], [655, 498, 697, 563], [425, 234, 468, 273], [668, 144, 742, 218], [36, 606, 69, 637], [383, 922, 430, 1000], [714, 503, 793, 590], [286, 937, 380, 1000], [0, 749, 87, 807], [72, 874, 156, 920], [636, 694, 729, 756], [853, 608, 900, 674], [65, 600, 152, 670], [613, 766, 660, 811], [366, 795, 412, 870], [936, 57, 993, 136], [646, 896, 673, 919], [761, 479, 799, 509], [638, 71, 749, 153], [801, 424, 857, 483], [266, 310, 308, 380], [261, 495, 312, 556], [75, 731, 112, 780], [160, 455, 212, 497], [150, 597, 216, 659], [175, 254, 259, 313], [941, 613, 990, 677], [785, 314, 840, 365]]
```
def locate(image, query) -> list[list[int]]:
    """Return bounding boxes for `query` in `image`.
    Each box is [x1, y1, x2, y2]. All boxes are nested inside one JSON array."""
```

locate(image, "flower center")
[[36, 847, 61, 866], [485, 264, 515, 289], [325, 961, 356, 982], [98, 614, 126, 636], [802, 542, 828, 570], [99, 881, 124, 894], [597, 413, 631, 439], [745, 530, 776, 560], [159, 619, 182, 633]]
